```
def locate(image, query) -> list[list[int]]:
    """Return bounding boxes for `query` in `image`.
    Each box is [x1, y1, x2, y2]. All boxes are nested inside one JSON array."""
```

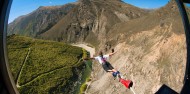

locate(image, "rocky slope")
[[86, 0, 187, 94], [40, 0, 147, 44], [8, 0, 148, 45]]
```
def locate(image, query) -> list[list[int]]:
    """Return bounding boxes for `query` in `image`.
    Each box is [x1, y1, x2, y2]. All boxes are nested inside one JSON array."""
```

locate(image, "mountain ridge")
[[7, 0, 187, 93], [8, 3, 77, 37], [39, 0, 148, 45]]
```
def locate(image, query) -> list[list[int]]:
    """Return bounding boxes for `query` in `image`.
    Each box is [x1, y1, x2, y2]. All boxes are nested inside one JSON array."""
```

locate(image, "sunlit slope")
[[7, 35, 84, 94], [8, 4, 76, 37], [86, 1, 187, 94]]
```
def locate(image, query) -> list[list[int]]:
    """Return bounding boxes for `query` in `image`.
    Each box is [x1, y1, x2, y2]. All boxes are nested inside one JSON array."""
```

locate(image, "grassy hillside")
[[7, 35, 85, 94]]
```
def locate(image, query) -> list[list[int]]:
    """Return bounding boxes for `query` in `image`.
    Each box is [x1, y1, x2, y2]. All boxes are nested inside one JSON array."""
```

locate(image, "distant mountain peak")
[[8, 0, 147, 42], [37, 6, 62, 10], [78, 0, 123, 3]]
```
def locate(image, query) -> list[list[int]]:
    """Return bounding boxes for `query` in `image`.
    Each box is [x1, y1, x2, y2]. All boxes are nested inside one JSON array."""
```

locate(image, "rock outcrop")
[[87, 0, 186, 94]]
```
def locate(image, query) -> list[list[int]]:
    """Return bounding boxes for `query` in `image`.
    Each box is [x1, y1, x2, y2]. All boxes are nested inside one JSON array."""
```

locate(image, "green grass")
[[86, 77, 91, 82], [78, 60, 92, 94], [7, 48, 28, 81], [7, 35, 84, 94], [79, 76, 91, 94], [80, 83, 87, 94]]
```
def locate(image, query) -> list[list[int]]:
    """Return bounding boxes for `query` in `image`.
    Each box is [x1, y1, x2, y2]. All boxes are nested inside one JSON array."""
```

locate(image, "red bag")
[[120, 78, 133, 89]]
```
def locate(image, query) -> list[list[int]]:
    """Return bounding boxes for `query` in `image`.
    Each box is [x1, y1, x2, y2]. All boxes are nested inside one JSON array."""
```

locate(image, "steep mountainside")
[[41, 0, 147, 45], [106, 0, 183, 47], [86, 0, 187, 94], [8, 0, 148, 46], [8, 3, 77, 37]]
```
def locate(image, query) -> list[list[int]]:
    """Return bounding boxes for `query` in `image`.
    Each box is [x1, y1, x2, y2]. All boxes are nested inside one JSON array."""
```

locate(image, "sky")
[[9, 0, 170, 23], [123, 0, 169, 9], [9, 0, 77, 23]]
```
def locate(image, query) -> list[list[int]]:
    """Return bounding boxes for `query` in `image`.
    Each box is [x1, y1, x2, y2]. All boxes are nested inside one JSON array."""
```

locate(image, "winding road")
[[72, 44, 95, 57], [16, 48, 31, 88]]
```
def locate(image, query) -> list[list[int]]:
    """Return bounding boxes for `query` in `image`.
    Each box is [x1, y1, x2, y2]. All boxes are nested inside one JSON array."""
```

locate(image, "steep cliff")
[[86, 0, 186, 94]]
